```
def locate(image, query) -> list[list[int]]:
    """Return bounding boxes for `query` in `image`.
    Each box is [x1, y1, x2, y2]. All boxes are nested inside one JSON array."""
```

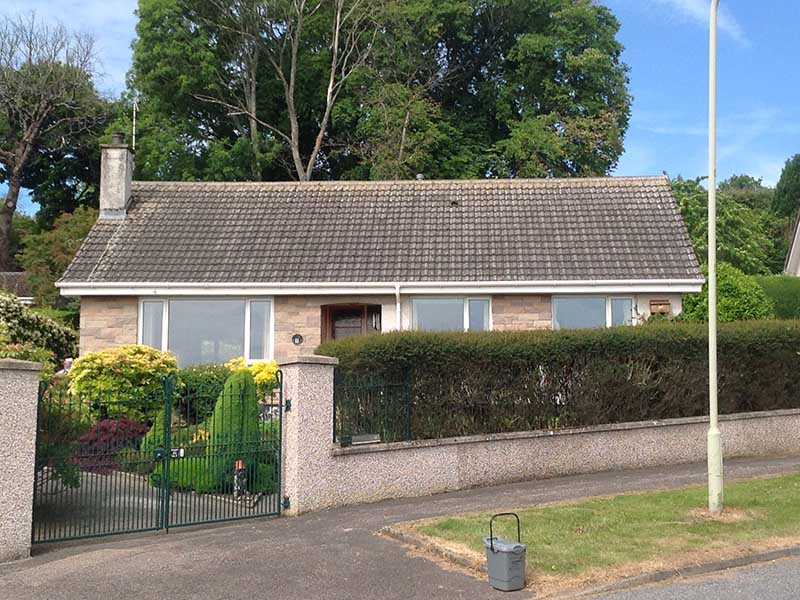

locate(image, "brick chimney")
[[99, 132, 134, 219]]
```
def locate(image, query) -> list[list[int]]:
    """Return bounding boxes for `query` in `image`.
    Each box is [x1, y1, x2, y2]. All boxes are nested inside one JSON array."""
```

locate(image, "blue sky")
[[606, 0, 800, 186], [3, 0, 799, 215]]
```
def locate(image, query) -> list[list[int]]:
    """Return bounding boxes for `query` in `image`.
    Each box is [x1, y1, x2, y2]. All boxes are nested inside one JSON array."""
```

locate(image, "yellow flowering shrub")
[[190, 426, 209, 444], [69, 345, 178, 419], [223, 357, 279, 390]]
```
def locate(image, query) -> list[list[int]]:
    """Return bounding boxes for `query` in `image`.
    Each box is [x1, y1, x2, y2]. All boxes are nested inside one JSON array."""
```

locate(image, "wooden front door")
[[321, 304, 382, 342]]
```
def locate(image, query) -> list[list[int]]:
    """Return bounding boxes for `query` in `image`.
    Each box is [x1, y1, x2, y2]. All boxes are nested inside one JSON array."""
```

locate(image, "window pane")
[[412, 298, 464, 331], [468, 299, 489, 331], [331, 307, 363, 340], [611, 298, 633, 326], [141, 301, 163, 349], [553, 297, 606, 330], [367, 305, 382, 333], [249, 300, 271, 360], [168, 300, 245, 366]]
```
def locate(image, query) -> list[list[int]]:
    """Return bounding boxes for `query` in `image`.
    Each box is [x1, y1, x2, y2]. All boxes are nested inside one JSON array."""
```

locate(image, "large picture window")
[[411, 297, 491, 332], [553, 296, 635, 330], [139, 299, 273, 366]]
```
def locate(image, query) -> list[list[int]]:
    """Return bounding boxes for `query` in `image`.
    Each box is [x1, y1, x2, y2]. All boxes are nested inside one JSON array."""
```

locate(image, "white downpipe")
[[707, 0, 724, 514], [394, 283, 402, 331]]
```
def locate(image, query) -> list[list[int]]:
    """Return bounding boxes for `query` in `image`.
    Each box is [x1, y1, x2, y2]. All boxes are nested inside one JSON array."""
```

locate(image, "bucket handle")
[[489, 512, 521, 552]]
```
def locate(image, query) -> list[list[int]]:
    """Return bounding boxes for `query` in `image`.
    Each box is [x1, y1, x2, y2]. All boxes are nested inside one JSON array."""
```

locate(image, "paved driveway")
[[33, 469, 278, 541], [3, 456, 800, 600]]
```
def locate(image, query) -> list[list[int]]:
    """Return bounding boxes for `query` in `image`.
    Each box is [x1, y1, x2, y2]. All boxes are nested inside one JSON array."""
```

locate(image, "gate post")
[[279, 355, 338, 516], [0, 359, 42, 562]]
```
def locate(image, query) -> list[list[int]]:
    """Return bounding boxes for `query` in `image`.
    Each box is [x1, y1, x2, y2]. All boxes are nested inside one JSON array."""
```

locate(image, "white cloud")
[[652, 0, 749, 45], [1, 1, 138, 96]]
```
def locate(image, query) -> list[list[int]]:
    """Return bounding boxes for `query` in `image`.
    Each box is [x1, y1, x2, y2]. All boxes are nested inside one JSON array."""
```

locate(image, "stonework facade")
[[79, 296, 138, 354], [491, 294, 552, 330], [76, 293, 682, 361], [274, 295, 396, 362]]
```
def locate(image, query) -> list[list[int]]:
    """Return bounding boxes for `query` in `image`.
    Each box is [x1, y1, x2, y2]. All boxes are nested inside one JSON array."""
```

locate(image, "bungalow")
[[58, 134, 703, 366]]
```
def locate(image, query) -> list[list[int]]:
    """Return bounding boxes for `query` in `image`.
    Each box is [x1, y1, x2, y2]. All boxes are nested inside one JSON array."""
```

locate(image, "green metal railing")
[[32, 372, 282, 544], [333, 370, 411, 445]]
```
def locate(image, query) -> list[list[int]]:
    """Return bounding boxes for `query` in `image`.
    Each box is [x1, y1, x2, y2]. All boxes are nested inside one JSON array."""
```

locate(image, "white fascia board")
[[58, 279, 704, 297]]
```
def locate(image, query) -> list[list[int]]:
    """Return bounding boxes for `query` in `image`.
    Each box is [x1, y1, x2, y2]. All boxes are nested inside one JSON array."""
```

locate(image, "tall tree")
[[422, 0, 630, 177], [18, 206, 97, 307], [332, 0, 477, 179], [197, 0, 381, 181], [773, 154, 800, 218], [718, 174, 773, 211], [128, 0, 631, 182], [21, 102, 117, 230], [673, 176, 782, 275], [0, 13, 104, 269]]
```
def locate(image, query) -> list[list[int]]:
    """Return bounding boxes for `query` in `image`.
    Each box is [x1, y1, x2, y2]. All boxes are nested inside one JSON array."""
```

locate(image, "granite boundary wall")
[[0, 359, 42, 562], [280, 357, 800, 515]]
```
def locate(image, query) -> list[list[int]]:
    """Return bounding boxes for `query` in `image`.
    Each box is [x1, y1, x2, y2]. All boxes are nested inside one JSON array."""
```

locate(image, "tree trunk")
[[0, 173, 21, 270]]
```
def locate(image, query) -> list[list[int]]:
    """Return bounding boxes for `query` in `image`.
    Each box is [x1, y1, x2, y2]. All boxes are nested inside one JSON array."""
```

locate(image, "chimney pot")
[[415, 173, 424, 181], [111, 131, 125, 145]]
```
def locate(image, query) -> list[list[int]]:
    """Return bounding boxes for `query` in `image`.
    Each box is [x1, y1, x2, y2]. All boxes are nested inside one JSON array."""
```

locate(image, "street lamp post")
[[707, 0, 724, 514]]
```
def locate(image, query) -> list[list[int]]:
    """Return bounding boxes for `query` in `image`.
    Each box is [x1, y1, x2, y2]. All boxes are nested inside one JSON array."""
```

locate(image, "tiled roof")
[[61, 177, 702, 284]]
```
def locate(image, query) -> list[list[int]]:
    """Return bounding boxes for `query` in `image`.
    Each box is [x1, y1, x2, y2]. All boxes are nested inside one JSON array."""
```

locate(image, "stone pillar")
[[279, 355, 338, 516], [0, 359, 42, 562]]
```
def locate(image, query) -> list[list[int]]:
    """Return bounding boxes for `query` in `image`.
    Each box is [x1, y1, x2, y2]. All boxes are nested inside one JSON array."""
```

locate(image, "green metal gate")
[[32, 371, 283, 543]]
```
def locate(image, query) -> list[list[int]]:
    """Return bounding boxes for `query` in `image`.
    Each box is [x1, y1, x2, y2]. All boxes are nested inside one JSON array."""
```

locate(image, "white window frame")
[[410, 296, 493, 332], [137, 297, 275, 363], [552, 295, 636, 330]]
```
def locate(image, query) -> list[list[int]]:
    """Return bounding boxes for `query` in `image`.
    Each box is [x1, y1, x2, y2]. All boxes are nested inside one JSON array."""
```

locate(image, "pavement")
[[3, 455, 800, 600], [597, 555, 800, 600]]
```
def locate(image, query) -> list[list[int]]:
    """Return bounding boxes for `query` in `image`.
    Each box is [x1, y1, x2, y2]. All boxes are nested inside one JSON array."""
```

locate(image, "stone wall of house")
[[75, 292, 686, 360], [274, 295, 397, 362], [491, 294, 552, 330], [79, 296, 138, 354]]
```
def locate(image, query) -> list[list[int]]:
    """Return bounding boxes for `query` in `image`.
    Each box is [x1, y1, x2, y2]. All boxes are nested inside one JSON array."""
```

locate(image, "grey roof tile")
[[61, 176, 702, 284]]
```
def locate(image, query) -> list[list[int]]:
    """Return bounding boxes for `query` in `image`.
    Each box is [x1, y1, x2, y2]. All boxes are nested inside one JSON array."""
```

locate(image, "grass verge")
[[406, 473, 800, 593]]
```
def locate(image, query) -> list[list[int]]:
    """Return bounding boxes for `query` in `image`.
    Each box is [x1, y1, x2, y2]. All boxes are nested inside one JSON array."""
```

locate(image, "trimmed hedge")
[[319, 321, 800, 440], [682, 262, 774, 322], [0, 293, 77, 361], [753, 275, 800, 320]]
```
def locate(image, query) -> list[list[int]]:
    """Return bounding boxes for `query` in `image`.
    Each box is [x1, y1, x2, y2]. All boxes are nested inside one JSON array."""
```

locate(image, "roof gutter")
[[58, 278, 704, 297]]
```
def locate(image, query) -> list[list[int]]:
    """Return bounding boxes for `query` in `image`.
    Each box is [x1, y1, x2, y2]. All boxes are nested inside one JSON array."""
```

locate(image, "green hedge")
[[0, 293, 77, 361], [176, 363, 231, 423], [682, 262, 774, 322], [753, 276, 800, 319], [319, 322, 800, 440]]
